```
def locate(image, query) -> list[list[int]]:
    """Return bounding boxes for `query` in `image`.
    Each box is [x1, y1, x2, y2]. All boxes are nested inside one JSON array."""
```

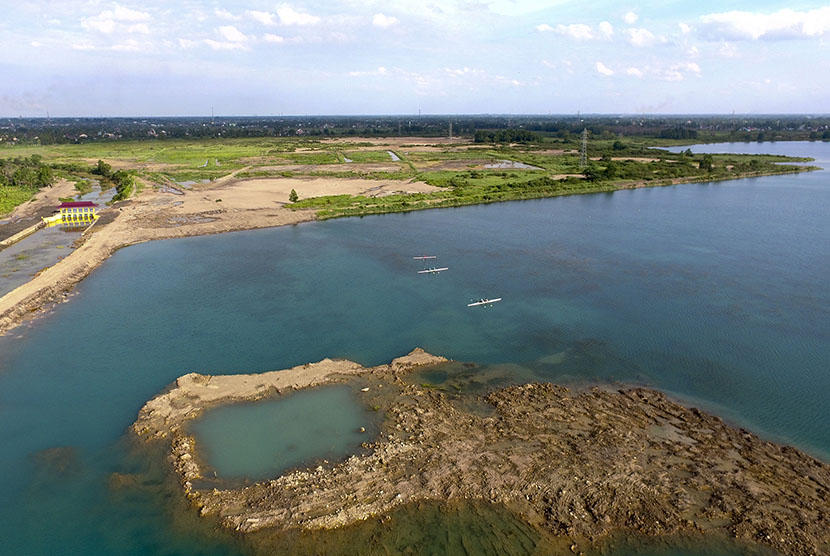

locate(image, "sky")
[[1, 0, 829, 116]]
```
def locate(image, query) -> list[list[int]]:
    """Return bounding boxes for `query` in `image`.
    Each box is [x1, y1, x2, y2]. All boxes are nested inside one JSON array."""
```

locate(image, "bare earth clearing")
[[132, 350, 830, 556]]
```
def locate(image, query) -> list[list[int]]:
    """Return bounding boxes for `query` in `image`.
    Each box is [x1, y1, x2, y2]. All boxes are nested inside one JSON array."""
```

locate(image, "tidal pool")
[[189, 385, 379, 481]]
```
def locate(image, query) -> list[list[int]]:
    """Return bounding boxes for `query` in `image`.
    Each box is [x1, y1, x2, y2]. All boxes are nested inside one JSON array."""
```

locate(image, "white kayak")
[[467, 298, 502, 307], [417, 267, 449, 274]]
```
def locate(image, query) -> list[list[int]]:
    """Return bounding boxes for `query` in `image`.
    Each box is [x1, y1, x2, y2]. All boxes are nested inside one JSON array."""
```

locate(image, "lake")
[[0, 141, 827, 555]]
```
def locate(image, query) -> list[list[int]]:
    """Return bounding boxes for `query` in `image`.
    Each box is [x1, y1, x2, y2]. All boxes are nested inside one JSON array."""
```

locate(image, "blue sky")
[[2, 1, 829, 116]]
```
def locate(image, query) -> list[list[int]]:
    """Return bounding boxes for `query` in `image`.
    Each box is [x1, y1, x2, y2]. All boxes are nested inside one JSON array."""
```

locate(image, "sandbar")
[[132, 350, 830, 556]]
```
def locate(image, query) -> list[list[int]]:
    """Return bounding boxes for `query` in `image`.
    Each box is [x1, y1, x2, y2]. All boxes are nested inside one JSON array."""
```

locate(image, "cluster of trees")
[[92, 159, 134, 201], [0, 155, 54, 189], [473, 129, 543, 144], [659, 127, 699, 139], [583, 153, 716, 182]]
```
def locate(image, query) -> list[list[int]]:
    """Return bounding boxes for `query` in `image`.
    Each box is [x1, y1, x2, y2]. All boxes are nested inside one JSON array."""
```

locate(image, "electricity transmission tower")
[[579, 128, 588, 169]]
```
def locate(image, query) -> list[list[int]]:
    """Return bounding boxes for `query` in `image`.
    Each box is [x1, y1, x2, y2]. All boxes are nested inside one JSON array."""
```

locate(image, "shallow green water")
[[190, 385, 378, 480], [0, 142, 827, 555]]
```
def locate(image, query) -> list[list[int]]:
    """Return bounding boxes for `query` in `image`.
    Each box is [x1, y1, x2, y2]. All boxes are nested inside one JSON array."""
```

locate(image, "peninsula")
[[0, 133, 817, 336], [132, 349, 829, 556]]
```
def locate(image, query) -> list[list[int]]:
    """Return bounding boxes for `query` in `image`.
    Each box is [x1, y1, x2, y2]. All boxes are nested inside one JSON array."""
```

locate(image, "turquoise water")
[[0, 141, 828, 555], [190, 385, 378, 480]]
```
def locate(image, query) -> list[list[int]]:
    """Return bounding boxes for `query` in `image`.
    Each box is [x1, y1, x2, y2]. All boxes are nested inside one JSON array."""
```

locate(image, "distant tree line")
[[473, 129, 543, 143], [2, 115, 830, 145], [659, 127, 699, 139]]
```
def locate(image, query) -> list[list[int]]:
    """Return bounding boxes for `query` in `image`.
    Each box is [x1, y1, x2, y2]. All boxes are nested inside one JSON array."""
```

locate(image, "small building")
[[58, 201, 99, 223]]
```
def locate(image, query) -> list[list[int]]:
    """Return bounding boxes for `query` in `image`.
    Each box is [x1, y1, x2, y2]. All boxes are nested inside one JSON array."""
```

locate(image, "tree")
[[36, 165, 54, 188], [94, 159, 112, 177], [699, 154, 714, 172], [289, 189, 299, 202], [583, 164, 602, 182]]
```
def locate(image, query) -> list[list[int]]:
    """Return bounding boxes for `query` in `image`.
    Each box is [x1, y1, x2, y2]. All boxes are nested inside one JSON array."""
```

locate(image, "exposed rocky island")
[[132, 350, 829, 556]]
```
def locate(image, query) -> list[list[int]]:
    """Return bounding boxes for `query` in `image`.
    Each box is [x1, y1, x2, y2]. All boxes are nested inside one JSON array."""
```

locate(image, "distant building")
[[57, 201, 99, 224]]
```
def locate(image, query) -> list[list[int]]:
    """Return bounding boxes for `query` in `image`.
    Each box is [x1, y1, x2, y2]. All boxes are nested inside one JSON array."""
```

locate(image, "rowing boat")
[[467, 298, 502, 307]]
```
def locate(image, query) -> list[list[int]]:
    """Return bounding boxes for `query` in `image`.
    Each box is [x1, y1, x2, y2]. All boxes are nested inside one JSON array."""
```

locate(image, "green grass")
[[74, 180, 94, 195], [0, 187, 36, 216], [0, 136, 818, 219], [292, 162, 816, 220]]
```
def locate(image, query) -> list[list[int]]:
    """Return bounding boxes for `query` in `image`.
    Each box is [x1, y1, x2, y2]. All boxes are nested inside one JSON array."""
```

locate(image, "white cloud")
[[247, 10, 275, 25], [683, 62, 701, 74], [217, 25, 248, 42], [625, 27, 662, 47], [445, 67, 484, 77], [109, 5, 150, 22], [112, 39, 143, 52], [620, 62, 701, 81], [204, 39, 245, 51], [679, 22, 692, 34], [215, 8, 239, 21], [276, 5, 320, 26], [372, 13, 399, 28], [348, 66, 389, 77], [699, 8, 830, 41], [595, 61, 614, 76], [598, 21, 613, 39], [178, 38, 198, 49], [540, 21, 612, 40], [657, 62, 701, 81], [264, 33, 285, 43], [127, 23, 149, 34], [82, 18, 116, 33], [718, 41, 739, 58], [71, 43, 95, 51], [81, 5, 150, 34], [555, 23, 593, 40], [30, 41, 42, 47], [624, 11, 638, 25]]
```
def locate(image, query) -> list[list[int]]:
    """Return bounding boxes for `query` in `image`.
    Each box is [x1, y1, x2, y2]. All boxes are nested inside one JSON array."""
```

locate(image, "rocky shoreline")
[[132, 350, 829, 556]]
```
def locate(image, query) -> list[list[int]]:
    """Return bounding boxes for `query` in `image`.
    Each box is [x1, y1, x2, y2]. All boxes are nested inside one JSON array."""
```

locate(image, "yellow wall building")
[[58, 201, 99, 223]]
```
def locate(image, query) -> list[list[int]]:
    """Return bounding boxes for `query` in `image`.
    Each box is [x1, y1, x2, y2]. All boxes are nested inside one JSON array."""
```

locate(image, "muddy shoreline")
[[132, 350, 829, 556]]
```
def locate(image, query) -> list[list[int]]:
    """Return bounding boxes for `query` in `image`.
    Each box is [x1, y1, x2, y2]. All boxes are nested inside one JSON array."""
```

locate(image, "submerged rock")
[[132, 350, 829, 556]]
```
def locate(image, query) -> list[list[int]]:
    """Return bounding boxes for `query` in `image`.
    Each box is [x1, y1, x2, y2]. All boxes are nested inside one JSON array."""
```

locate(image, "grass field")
[[0, 136, 818, 217], [0, 186, 37, 216]]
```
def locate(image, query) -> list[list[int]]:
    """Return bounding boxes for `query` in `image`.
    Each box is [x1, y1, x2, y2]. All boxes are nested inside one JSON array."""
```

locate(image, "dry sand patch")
[[195, 177, 439, 208]]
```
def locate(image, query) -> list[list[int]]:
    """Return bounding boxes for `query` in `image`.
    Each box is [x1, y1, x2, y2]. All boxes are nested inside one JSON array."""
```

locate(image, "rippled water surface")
[[0, 142, 827, 555]]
